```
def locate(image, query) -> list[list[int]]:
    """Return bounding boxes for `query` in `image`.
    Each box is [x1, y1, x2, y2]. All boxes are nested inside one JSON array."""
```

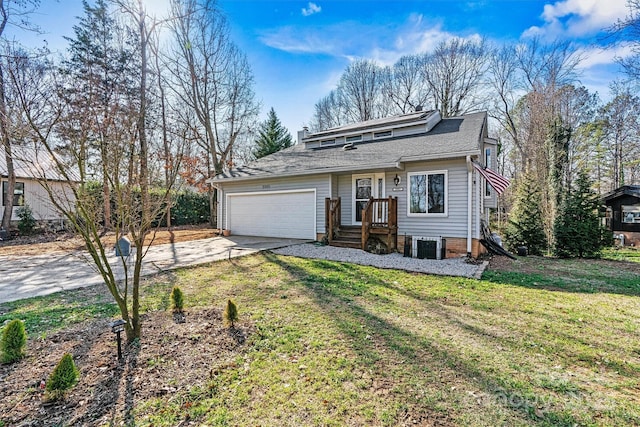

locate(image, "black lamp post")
[[110, 319, 126, 361]]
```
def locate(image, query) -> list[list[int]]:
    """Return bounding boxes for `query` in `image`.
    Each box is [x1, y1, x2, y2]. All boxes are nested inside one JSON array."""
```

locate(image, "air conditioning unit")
[[411, 236, 446, 260]]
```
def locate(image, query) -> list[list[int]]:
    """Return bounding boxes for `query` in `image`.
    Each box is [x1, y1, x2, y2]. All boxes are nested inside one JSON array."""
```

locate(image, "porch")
[[325, 197, 398, 253]]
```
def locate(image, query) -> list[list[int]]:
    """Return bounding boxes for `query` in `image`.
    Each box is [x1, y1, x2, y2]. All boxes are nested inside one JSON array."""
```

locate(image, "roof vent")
[[342, 142, 357, 151], [415, 105, 423, 112]]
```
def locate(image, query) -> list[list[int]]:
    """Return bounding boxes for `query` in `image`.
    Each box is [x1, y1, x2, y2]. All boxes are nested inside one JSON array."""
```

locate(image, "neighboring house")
[[602, 185, 640, 246], [210, 110, 500, 258], [0, 145, 74, 226]]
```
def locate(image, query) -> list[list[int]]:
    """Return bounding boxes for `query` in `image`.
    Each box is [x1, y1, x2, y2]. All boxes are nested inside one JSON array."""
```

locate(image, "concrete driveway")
[[0, 236, 309, 304]]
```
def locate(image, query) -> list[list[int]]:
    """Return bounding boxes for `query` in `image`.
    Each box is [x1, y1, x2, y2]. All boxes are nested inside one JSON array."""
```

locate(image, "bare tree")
[[609, 0, 640, 80], [599, 81, 640, 189], [310, 90, 346, 131], [166, 0, 258, 226], [422, 38, 488, 118], [0, 0, 40, 231], [57, 0, 139, 231], [382, 54, 429, 114], [337, 58, 385, 123]]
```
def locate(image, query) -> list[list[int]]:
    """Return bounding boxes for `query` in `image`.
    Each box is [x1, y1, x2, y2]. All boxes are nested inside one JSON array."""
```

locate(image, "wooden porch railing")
[[325, 197, 341, 243], [361, 196, 398, 251]]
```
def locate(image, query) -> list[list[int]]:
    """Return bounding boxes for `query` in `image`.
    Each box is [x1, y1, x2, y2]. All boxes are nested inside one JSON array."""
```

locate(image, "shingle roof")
[[602, 185, 640, 202], [214, 111, 487, 182]]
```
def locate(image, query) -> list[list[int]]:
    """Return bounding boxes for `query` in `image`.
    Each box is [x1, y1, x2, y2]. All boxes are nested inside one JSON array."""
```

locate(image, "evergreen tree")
[[504, 171, 548, 255], [252, 108, 293, 159], [553, 170, 610, 258]]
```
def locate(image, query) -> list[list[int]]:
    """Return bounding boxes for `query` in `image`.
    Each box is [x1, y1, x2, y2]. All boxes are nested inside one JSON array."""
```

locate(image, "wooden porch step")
[[329, 240, 361, 249], [336, 226, 361, 238], [329, 226, 362, 249]]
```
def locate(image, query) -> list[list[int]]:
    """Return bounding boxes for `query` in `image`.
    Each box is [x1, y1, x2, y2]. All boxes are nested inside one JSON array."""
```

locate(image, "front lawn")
[[1, 252, 639, 426]]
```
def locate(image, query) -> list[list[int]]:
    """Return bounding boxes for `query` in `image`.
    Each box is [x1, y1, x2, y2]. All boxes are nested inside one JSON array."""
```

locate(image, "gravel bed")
[[273, 243, 487, 278]]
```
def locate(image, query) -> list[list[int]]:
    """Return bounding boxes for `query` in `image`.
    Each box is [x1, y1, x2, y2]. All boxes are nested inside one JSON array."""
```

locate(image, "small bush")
[[223, 299, 238, 328], [171, 286, 185, 313], [45, 353, 79, 400], [16, 204, 37, 235], [1, 319, 27, 363]]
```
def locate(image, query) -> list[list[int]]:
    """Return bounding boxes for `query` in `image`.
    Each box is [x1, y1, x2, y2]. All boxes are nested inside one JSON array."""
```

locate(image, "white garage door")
[[226, 190, 316, 239]]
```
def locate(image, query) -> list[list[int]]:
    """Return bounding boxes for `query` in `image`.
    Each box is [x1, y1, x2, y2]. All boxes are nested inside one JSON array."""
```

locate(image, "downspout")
[[210, 183, 222, 233], [466, 156, 473, 257]]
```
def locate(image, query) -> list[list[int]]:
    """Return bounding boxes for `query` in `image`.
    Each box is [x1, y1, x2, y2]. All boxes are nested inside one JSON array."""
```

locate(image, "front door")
[[353, 173, 385, 224]]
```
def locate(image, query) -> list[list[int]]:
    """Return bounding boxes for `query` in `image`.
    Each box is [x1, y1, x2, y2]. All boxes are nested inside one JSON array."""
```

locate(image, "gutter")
[[206, 150, 481, 185]]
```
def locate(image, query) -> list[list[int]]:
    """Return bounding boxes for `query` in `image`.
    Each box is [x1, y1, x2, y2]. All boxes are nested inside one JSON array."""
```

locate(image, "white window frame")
[[373, 130, 393, 139], [622, 205, 640, 224], [407, 170, 448, 217], [352, 173, 385, 224], [484, 147, 492, 198], [320, 139, 335, 146], [346, 135, 362, 143]]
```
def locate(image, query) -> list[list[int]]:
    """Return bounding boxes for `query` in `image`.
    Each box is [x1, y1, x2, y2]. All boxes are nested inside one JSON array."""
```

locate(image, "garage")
[[226, 189, 316, 239]]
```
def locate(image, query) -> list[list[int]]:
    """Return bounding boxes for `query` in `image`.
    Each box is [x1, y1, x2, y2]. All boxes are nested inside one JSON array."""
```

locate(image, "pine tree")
[[252, 108, 293, 159], [46, 353, 80, 400], [1, 319, 26, 363], [171, 286, 184, 313], [504, 171, 548, 255], [223, 299, 238, 328], [553, 170, 610, 258]]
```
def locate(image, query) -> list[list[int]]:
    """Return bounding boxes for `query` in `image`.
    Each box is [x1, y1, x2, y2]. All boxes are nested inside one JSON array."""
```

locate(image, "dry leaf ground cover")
[[0, 225, 218, 256], [1, 251, 639, 426]]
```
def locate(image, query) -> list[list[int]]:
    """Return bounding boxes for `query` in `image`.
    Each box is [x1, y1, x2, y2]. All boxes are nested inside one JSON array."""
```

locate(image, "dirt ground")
[[0, 302, 254, 427], [0, 225, 219, 257], [0, 225, 250, 426], [487, 252, 640, 276]]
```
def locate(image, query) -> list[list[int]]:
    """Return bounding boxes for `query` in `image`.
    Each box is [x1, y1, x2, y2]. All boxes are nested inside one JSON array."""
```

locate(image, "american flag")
[[472, 161, 510, 195]]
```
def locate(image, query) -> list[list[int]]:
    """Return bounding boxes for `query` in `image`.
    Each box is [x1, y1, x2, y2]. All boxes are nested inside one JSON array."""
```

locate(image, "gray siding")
[[398, 159, 471, 239], [337, 174, 353, 225], [219, 174, 331, 234], [331, 158, 480, 240]]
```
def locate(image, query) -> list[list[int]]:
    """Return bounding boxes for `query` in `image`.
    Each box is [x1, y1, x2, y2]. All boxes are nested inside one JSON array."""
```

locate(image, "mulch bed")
[[0, 308, 254, 426]]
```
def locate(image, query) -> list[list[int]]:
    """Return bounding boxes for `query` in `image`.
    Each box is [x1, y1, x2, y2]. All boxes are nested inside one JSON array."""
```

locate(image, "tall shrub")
[[554, 171, 610, 258], [16, 204, 37, 235], [504, 171, 548, 255], [171, 191, 210, 225], [171, 286, 185, 313], [223, 299, 238, 328], [46, 353, 80, 400], [1, 319, 27, 363]]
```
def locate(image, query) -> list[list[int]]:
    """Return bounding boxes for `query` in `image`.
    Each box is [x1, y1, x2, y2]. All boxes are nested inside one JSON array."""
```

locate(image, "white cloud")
[[301, 2, 321, 17], [523, 0, 628, 39], [260, 13, 480, 64], [576, 43, 634, 69]]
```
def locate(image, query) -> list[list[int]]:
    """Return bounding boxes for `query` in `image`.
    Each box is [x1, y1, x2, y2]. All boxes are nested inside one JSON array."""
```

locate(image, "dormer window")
[[320, 139, 335, 146], [346, 135, 362, 143], [374, 130, 392, 139]]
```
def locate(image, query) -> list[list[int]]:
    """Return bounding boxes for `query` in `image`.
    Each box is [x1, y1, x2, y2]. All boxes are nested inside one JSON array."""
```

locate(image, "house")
[[602, 185, 640, 246], [0, 145, 74, 227], [210, 110, 500, 258]]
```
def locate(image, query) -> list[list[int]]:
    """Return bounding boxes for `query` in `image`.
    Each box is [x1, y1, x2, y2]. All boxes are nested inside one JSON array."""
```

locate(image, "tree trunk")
[[0, 65, 15, 232]]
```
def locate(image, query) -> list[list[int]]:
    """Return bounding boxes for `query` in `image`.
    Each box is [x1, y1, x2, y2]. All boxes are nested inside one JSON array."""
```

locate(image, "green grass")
[[602, 246, 640, 263], [2, 253, 640, 426], [0, 288, 118, 337]]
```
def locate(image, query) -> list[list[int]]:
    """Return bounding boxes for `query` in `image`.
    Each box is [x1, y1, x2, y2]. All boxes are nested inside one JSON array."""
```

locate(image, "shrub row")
[[82, 182, 211, 227]]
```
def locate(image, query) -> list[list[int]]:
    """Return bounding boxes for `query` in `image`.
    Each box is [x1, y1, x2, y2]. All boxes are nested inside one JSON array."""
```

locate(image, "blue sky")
[[8, 0, 633, 137]]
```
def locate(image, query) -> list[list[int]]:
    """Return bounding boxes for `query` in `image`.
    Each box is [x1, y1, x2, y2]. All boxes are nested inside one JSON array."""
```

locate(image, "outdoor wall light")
[[394, 174, 401, 186], [110, 319, 127, 361]]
